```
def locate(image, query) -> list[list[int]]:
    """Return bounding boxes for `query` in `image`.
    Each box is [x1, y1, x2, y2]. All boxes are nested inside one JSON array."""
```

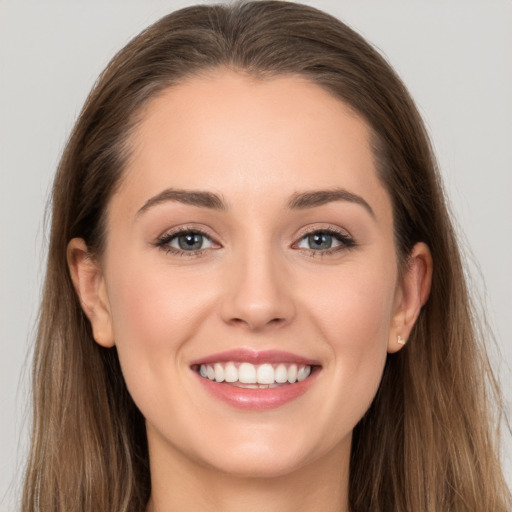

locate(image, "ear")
[[388, 242, 432, 353], [67, 238, 115, 347]]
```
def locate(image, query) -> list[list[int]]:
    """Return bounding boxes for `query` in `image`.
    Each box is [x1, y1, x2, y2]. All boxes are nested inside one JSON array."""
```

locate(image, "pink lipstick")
[[191, 348, 320, 410]]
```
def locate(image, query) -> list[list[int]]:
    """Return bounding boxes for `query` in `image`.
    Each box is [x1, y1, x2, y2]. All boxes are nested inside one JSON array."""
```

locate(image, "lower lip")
[[194, 370, 319, 410]]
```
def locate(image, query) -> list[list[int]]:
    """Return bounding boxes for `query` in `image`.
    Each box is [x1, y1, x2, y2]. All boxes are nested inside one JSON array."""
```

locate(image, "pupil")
[[309, 233, 332, 250], [178, 233, 202, 250]]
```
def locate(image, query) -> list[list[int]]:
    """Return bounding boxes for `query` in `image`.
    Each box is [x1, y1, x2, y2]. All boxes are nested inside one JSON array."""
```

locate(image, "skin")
[[68, 70, 432, 512]]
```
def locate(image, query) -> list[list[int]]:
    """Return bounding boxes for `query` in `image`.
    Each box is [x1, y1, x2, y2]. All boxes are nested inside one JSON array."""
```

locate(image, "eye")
[[157, 228, 217, 254], [298, 232, 336, 251], [295, 228, 355, 253], [171, 232, 212, 251]]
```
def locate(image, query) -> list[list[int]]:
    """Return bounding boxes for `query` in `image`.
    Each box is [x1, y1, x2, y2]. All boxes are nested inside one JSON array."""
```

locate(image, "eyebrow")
[[137, 188, 227, 216], [136, 187, 375, 218], [288, 188, 375, 218]]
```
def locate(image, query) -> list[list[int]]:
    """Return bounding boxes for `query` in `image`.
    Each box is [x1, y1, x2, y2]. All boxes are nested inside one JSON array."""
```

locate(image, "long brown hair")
[[23, 2, 510, 511]]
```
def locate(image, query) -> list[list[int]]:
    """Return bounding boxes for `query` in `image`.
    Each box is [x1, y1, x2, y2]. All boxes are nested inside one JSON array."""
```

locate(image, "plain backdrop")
[[1, 1, 511, 509]]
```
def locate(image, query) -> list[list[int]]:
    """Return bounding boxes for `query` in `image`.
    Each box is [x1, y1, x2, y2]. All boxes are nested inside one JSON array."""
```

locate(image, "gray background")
[[1, 1, 511, 509]]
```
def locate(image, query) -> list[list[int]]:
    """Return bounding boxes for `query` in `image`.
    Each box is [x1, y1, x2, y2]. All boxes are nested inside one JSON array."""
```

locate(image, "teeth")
[[214, 363, 225, 383], [256, 363, 274, 384], [224, 362, 238, 383], [297, 365, 311, 381], [239, 362, 257, 384], [275, 364, 288, 383], [287, 364, 297, 383], [198, 362, 313, 385]]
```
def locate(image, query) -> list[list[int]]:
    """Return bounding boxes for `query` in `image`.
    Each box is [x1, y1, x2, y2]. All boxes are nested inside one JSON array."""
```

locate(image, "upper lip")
[[190, 348, 321, 367]]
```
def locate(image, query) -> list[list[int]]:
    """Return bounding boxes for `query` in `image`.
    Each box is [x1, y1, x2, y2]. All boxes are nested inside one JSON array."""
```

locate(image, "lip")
[[190, 348, 321, 410], [190, 348, 320, 366]]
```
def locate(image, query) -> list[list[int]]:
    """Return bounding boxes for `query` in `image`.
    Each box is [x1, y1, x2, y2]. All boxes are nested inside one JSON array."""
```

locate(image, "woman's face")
[[74, 70, 423, 478]]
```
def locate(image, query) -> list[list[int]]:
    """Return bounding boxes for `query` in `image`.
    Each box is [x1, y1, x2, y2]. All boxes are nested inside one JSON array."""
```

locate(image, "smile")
[[197, 362, 312, 387], [191, 349, 320, 410]]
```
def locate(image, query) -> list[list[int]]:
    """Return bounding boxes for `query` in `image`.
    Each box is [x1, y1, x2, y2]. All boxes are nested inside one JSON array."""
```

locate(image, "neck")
[[145, 436, 350, 512]]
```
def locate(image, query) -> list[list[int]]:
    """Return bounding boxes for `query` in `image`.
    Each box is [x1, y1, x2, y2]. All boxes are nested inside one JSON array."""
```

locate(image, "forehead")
[[115, 69, 390, 218]]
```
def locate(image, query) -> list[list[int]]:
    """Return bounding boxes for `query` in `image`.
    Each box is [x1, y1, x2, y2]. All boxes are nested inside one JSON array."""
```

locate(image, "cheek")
[[103, 257, 215, 402], [108, 272, 174, 353], [305, 259, 396, 346], [303, 261, 396, 423], [107, 254, 214, 342]]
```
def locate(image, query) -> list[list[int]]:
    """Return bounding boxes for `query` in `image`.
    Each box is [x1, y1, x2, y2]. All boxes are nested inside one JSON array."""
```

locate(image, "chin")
[[201, 448, 315, 479], [183, 425, 348, 480]]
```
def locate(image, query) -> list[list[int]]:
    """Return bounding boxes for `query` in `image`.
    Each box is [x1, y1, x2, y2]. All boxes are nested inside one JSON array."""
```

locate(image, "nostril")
[[228, 316, 287, 330], [220, 276, 296, 330]]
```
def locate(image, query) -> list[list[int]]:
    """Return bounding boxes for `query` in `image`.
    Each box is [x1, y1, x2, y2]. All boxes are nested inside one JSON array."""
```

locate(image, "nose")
[[220, 246, 296, 331]]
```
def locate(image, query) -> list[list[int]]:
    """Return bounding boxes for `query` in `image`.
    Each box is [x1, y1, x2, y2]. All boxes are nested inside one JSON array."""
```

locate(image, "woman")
[[22, 1, 510, 511]]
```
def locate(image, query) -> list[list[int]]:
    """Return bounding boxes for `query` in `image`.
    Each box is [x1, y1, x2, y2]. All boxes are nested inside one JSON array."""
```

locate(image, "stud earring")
[[397, 335, 405, 345]]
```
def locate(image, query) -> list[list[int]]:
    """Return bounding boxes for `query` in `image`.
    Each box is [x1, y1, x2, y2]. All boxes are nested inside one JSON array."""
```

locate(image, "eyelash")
[[293, 227, 356, 257], [155, 227, 356, 257], [156, 227, 216, 257]]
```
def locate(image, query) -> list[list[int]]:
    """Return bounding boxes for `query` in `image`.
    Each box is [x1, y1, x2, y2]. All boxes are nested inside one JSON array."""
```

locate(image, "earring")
[[397, 335, 405, 345]]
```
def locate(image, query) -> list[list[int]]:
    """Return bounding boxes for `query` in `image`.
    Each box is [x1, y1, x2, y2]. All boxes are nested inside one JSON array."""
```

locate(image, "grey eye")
[[309, 233, 332, 250], [170, 232, 213, 251], [297, 232, 340, 251]]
